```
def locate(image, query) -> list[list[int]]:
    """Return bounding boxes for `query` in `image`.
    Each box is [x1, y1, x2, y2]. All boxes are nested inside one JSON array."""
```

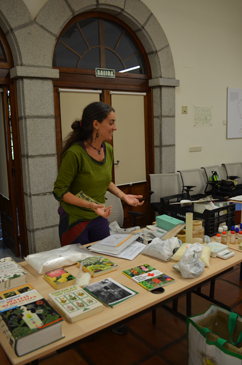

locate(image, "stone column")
[[11, 67, 60, 253]]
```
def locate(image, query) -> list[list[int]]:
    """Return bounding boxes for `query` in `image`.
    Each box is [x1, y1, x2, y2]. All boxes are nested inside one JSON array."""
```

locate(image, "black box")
[[160, 194, 236, 236]]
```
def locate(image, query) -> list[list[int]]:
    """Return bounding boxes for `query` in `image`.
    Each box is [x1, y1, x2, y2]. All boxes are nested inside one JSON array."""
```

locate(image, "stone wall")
[[0, 0, 179, 253]]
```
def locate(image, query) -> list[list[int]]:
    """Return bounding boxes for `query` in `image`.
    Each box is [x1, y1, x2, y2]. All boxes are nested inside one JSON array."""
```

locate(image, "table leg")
[[186, 292, 191, 317], [152, 308, 156, 324]]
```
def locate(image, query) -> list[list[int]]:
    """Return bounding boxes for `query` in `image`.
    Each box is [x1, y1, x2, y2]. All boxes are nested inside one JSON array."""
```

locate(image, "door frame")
[[0, 27, 28, 257]]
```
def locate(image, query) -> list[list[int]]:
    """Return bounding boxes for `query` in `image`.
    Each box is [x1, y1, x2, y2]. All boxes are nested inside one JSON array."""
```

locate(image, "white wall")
[[143, 0, 242, 170], [22, 0, 242, 170]]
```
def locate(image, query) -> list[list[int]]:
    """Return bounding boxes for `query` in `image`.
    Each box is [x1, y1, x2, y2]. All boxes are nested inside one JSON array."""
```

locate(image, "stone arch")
[[0, 0, 179, 253]]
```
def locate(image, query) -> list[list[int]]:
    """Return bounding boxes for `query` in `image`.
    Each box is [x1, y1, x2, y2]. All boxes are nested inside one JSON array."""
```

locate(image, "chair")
[[222, 162, 242, 184], [177, 169, 207, 200], [105, 191, 143, 227], [202, 165, 242, 198], [149, 173, 183, 214]]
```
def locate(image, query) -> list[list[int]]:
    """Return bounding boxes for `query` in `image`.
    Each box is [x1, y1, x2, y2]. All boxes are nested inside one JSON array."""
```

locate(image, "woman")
[[53, 101, 144, 246]]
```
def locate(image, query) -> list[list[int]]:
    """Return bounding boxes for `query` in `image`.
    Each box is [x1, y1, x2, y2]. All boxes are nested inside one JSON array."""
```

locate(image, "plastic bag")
[[177, 242, 205, 278], [25, 244, 93, 274], [142, 237, 180, 261]]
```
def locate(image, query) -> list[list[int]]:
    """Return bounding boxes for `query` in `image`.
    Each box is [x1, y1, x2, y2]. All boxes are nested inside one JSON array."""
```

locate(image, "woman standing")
[[53, 102, 143, 246]]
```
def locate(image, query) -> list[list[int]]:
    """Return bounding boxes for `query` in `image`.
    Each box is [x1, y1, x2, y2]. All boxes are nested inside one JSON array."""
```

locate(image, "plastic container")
[[215, 233, 221, 243], [218, 227, 223, 234], [238, 231, 242, 245], [223, 225, 228, 235], [221, 231, 227, 244], [160, 195, 236, 236], [231, 231, 236, 244], [235, 227, 240, 239]]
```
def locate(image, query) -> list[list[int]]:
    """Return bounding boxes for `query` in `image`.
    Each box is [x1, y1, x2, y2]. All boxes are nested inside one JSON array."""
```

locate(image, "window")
[[53, 17, 146, 74]]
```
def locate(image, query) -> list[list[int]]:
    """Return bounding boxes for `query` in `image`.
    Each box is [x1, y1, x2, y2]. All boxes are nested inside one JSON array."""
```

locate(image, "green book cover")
[[122, 264, 156, 279], [0, 298, 64, 356], [77, 256, 117, 277]]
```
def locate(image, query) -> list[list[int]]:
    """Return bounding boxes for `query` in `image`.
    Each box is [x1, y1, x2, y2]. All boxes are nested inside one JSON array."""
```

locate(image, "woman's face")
[[98, 111, 117, 141]]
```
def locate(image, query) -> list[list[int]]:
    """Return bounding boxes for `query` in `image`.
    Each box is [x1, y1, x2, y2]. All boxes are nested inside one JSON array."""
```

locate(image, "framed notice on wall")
[[227, 87, 242, 139]]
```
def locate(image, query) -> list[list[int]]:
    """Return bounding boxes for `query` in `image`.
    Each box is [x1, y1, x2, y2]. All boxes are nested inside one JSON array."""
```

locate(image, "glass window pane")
[[124, 54, 146, 74], [78, 47, 100, 69], [116, 32, 137, 60], [54, 16, 147, 74], [61, 23, 88, 56], [105, 49, 124, 71], [103, 20, 122, 50], [53, 43, 79, 68], [78, 18, 99, 48], [0, 41, 6, 62]]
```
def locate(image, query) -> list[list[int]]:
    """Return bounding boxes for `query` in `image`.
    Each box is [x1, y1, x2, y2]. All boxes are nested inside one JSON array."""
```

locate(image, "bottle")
[[221, 231, 227, 244], [231, 231, 236, 244], [223, 225, 228, 235], [215, 233, 221, 243], [235, 227, 240, 239], [231, 225, 235, 232], [218, 227, 223, 235], [240, 223, 242, 231], [238, 231, 242, 245]]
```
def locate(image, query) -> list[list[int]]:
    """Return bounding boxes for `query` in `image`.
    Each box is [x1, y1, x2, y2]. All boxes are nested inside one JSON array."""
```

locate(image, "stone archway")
[[0, 0, 179, 253]]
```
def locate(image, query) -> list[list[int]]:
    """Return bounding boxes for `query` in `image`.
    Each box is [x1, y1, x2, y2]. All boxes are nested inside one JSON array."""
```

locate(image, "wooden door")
[[0, 86, 19, 256]]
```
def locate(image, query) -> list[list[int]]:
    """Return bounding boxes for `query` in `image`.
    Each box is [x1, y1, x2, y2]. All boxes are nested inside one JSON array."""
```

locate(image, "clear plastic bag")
[[177, 242, 205, 278], [142, 237, 180, 261], [25, 244, 93, 274]]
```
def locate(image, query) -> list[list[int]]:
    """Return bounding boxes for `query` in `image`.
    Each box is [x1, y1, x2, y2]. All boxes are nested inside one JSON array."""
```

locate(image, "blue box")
[[156, 214, 184, 230]]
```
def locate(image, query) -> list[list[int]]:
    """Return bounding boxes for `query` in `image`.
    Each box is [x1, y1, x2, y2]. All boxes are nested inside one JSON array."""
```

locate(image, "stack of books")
[[0, 257, 27, 290], [0, 284, 64, 356]]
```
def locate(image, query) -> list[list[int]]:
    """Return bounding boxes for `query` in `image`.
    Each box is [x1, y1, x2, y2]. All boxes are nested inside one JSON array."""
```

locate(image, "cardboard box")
[[156, 214, 184, 230]]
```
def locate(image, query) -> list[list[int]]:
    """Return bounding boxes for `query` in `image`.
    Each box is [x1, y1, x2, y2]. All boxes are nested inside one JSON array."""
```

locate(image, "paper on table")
[[230, 196, 242, 201], [109, 221, 140, 234], [90, 241, 145, 261]]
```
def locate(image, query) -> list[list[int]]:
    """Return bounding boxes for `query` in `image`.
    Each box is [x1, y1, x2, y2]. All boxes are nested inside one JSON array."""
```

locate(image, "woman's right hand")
[[90, 203, 112, 218]]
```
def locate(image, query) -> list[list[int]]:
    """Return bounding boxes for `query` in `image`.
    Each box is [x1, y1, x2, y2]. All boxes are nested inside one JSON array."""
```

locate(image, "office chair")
[[149, 173, 183, 214], [105, 191, 143, 227], [177, 169, 207, 200], [222, 162, 242, 185]]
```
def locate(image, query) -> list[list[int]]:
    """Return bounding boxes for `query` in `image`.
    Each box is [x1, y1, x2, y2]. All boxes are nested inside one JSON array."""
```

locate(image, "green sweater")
[[53, 142, 113, 224]]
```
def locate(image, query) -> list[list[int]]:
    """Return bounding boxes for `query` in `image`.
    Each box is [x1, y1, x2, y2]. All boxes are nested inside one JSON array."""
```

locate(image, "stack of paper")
[[89, 233, 141, 256]]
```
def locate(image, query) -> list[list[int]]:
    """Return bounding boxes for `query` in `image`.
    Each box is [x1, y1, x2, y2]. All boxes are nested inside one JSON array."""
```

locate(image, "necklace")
[[86, 140, 102, 155]]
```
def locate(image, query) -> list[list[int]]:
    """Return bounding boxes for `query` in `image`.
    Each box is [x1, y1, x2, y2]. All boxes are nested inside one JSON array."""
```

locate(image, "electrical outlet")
[[189, 146, 202, 152], [182, 106, 188, 114]]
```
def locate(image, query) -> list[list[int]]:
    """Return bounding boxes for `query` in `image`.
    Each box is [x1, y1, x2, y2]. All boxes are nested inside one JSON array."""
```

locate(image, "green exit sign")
[[95, 68, 115, 78]]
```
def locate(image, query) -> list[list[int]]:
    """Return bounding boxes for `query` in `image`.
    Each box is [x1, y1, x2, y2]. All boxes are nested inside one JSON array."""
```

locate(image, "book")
[[77, 256, 117, 277], [48, 285, 104, 323], [84, 277, 138, 308], [122, 264, 175, 292], [0, 283, 36, 302], [0, 288, 64, 357], [89, 233, 140, 255], [44, 268, 76, 289], [0, 257, 27, 290]]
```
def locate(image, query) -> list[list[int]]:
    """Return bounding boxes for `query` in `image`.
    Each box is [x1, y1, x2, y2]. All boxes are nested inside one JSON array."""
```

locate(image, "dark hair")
[[61, 102, 115, 160]]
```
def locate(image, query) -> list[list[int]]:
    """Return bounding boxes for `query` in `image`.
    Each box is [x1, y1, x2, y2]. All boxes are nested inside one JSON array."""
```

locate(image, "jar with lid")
[[231, 231, 236, 244], [221, 231, 227, 244], [215, 233, 221, 243]]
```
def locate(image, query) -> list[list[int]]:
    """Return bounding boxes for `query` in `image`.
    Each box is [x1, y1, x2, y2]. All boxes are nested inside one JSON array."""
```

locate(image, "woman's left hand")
[[122, 194, 144, 207]]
